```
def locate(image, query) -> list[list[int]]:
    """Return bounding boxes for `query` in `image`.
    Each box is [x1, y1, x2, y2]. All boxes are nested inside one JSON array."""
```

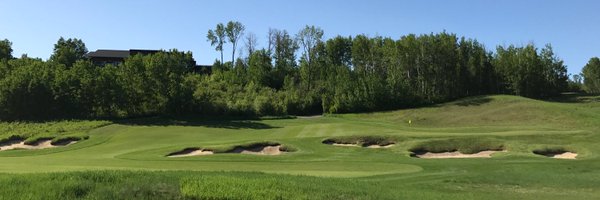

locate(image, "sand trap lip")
[[412, 150, 505, 159], [325, 141, 395, 148], [534, 151, 578, 159], [0, 139, 77, 151], [167, 148, 214, 157], [167, 144, 287, 157], [330, 143, 395, 148], [228, 145, 284, 155], [365, 144, 395, 148]]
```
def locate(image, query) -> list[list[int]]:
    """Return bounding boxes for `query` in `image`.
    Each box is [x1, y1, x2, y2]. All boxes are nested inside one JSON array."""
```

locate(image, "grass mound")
[[410, 138, 504, 155], [322, 136, 396, 147], [339, 95, 593, 128]]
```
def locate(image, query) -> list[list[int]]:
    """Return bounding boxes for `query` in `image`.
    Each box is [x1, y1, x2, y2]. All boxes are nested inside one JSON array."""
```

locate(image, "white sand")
[[329, 143, 394, 148], [551, 152, 578, 159], [0, 139, 77, 151], [331, 143, 361, 147], [167, 149, 214, 157], [237, 145, 283, 155], [366, 144, 395, 148], [168, 145, 286, 157], [414, 150, 504, 159]]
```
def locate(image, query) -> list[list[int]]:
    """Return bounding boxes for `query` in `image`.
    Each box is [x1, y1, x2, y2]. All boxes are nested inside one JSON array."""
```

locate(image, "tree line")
[[0, 21, 593, 120]]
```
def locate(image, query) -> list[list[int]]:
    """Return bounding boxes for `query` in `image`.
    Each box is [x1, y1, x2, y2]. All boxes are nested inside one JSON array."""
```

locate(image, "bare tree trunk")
[[232, 42, 236, 64], [220, 51, 224, 64]]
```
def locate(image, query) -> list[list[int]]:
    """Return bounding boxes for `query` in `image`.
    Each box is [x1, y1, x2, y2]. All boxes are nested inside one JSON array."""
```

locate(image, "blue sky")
[[1, 0, 598, 74]]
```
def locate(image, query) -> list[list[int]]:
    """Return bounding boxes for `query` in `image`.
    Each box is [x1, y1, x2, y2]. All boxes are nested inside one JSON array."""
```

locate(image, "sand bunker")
[[412, 150, 505, 159], [552, 152, 578, 159], [365, 144, 395, 148], [228, 145, 284, 155], [327, 142, 394, 148], [167, 144, 288, 157], [0, 138, 78, 151], [167, 148, 214, 157], [330, 143, 361, 147], [534, 151, 578, 159]]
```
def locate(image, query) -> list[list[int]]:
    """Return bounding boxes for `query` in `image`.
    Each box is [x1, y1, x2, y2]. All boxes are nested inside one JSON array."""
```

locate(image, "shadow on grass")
[[115, 117, 280, 130], [453, 96, 493, 106], [544, 92, 600, 103]]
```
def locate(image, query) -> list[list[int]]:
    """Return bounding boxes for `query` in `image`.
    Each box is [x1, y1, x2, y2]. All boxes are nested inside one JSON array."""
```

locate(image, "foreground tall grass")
[[2, 168, 599, 200], [0, 171, 396, 200]]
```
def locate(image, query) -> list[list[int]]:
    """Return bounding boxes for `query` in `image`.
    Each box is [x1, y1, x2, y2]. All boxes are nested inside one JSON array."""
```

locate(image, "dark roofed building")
[[86, 49, 212, 74], [193, 64, 213, 74], [86, 49, 160, 66]]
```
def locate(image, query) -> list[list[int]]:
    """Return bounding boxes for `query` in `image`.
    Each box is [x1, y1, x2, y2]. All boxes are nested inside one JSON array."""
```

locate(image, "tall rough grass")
[[0, 171, 396, 200], [322, 135, 396, 146], [410, 138, 505, 154], [0, 120, 110, 142]]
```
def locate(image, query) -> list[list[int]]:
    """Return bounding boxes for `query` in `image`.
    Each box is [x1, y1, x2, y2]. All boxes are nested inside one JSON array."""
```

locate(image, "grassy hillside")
[[0, 95, 599, 199], [338, 95, 600, 129]]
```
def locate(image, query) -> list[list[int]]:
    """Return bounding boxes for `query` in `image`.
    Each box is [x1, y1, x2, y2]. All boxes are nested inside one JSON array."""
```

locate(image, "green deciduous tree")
[[50, 37, 88, 67], [0, 28, 578, 120], [270, 29, 298, 89], [297, 25, 324, 91], [494, 44, 568, 98], [207, 23, 227, 64], [247, 49, 272, 87], [0, 59, 56, 119], [582, 57, 600, 94], [0, 39, 13, 60], [225, 21, 245, 64]]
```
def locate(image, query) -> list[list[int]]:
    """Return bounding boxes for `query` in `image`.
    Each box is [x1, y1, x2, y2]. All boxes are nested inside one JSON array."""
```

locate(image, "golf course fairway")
[[1, 95, 599, 199]]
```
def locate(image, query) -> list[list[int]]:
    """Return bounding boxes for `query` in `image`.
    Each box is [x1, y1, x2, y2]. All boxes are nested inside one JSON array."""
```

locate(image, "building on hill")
[[86, 49, 158, 66], [85, 49, 211, 74]]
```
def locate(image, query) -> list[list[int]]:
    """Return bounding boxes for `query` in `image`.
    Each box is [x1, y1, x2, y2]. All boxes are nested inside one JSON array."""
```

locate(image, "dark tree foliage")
[[247, 50, 273, 87], [271, 29, 298, 89], [582, 57, 600, 94], [50, 37, 88, 68], [207, 23, 227, 64], [0, 29, 571, 120], [0, 39, 13, 60], [494, 44, 568, 98]]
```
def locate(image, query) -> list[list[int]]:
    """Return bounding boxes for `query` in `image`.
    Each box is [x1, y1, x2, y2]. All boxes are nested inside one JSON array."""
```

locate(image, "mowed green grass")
[[1, 95, 599, 199]]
